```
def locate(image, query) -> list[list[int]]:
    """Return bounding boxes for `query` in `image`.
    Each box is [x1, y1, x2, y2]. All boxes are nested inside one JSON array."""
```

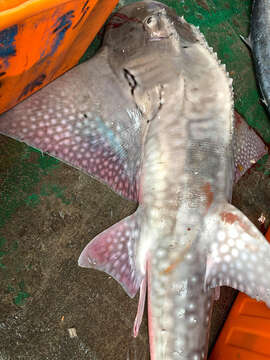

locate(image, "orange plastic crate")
[[0, 0, 118, 113], [210, 227, 270, 360]]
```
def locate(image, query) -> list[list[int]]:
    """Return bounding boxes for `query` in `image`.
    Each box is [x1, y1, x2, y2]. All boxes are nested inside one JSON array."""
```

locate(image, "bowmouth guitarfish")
[[0, 1, 269, 359]]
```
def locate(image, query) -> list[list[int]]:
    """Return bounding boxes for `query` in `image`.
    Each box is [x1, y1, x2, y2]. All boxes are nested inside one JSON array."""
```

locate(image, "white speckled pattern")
[[0, 50, 142, 201], [233, 111, 267, 182], [79, 208, 143, 298], [0, 1, 269, 360], [205, 203, 270, 305]]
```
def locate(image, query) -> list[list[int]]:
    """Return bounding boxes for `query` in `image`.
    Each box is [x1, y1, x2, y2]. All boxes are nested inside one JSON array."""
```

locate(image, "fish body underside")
[[0, 1, 270, 360]]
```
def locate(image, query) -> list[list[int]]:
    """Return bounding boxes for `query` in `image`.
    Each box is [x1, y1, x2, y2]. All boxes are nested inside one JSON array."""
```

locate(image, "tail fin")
[[205, 203, 270, 306]]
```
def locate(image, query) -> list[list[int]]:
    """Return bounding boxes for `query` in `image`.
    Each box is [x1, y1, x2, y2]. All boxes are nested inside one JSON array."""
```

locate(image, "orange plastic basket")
[[210, 227, 270, 360], [0, 0, 118, 113]]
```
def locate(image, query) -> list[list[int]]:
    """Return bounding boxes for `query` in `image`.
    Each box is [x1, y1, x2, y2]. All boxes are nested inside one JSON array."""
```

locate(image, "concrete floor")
[[0, 144, 147, 360]]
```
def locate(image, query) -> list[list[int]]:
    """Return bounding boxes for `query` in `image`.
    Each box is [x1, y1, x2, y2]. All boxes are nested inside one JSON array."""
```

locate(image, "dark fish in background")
[[243, 0, 270, 112]]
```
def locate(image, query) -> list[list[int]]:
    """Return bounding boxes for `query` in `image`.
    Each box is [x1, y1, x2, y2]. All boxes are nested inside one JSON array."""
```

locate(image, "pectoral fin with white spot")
[[233, 111, 267, 183], [78, 207, 144, 298], [0, 48, 142, 201], [205, 203, 270, 306]]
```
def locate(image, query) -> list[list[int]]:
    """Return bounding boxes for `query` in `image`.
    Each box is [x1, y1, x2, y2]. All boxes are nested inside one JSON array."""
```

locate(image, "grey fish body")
[[0, 1, 269, 359], [138, 12, 233, 357], [250, 0, 270, 111]]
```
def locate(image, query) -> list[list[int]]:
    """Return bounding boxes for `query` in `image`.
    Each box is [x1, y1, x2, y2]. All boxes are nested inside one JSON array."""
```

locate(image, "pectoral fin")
[[78, 207, 144, 298], [205, 203, 270, 306], [0, 48, 142, 201], [233, 111, 267, 182]]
